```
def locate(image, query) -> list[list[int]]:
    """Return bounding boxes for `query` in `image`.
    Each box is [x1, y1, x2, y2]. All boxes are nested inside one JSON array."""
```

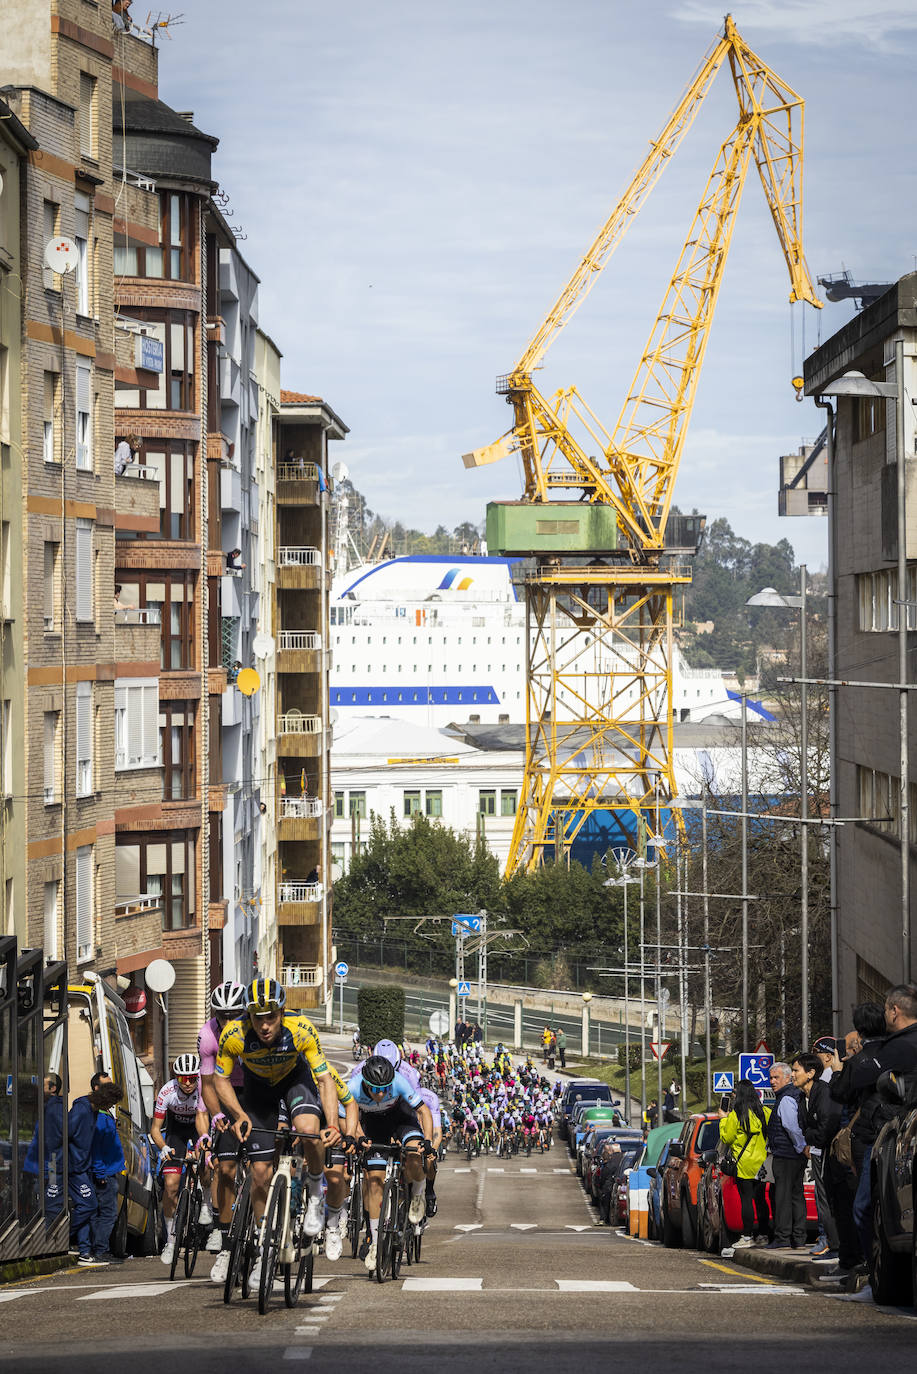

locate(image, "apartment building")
[[803, 273, 917, 1014]]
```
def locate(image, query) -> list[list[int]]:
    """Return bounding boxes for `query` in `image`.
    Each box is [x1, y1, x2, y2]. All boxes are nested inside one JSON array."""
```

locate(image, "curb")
[[0, 1253, 75, 1286], [724, 1244, 856, 1291]]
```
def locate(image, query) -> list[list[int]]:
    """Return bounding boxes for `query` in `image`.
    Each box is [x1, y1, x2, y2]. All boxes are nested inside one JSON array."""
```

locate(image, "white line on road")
[[317, 1294, 343, 1302], [510, 1223, 538, 1230], [77, 1281, 199, 1301], [454, 1223, 483, 1231], [487, 1168, 505, 1173], [555, 1280, 638, 1292], [519, 1168, 537, 1173], [284, 1344, 315, 1357], [454, 1167, 472, 1173], [564, 1225, 591, 1232], [401, 1278, 484, 1291], [553, 1168, 571, 1174]]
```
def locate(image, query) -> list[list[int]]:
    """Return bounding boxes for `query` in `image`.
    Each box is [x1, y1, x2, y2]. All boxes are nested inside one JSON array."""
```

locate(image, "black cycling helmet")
[[361, 1054, 396, 1089]]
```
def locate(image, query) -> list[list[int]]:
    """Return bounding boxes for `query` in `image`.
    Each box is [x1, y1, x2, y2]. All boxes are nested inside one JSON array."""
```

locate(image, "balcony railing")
[[278, 631, 321, 652], [279, 797, 323, 819], [278, 712, 322, 734], [278, 462, 319, 482], [278, 881, 323, 904], [282, 964, 323, 988], [119, 464, 158, 481], [279, 546, 321, 567], [115, 894, 160, 918], [114, 607, 162, 625]]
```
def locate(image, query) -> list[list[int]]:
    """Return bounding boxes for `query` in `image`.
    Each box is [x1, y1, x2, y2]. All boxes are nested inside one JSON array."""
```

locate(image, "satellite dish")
[[331, 461, 349, 484], [236, 667, 261, 696], [252, 633, 275, 658], [145, 958, 176, 993], [329, 707, 339, 727], [44, 236, 79, 274]]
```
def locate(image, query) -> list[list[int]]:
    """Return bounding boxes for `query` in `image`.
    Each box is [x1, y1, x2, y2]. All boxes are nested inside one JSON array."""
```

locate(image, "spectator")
[[23, 1073, 65, 1218], [226, 548, 246, 571], [793, 1051, 839, 1261], [541, 1025, 552, 1063], [555, 1026, 567, 1068], [765, 1060, 807, 1249], [113, 584, 136, 613], [645, 1099, 659, 1132], [719, 1076, 771, 1248], [90, 1070, 127, 1263], [805, 1036, 844, 1261], [114, 433, 141, 476], [472, 1022, 483, 1045], [69, 1078, 124, 1265]]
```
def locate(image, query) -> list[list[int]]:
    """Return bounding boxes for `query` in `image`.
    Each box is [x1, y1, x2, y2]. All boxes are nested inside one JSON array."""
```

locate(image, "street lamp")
[[605, 865, 641, 1124], [581, 991, 593, 1058], [448, 977, 458, 1038], [747, 573, 810, 1046], [669, 796, 710, 1100]]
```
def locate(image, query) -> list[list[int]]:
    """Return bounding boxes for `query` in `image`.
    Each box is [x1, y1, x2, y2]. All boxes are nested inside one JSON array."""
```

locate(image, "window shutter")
[[127, 685, 144, 764], [76, 682, 91, 794], [143, 684, 159, 765], [44, 713, 55, 799], [75, 519, 93, 621], [76, 366, 91, 468], [76, 845, 93, 960]]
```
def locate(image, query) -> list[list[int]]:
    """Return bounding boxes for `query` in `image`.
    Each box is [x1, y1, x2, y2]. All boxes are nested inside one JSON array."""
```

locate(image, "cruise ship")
[[330, 554, 742, 728]]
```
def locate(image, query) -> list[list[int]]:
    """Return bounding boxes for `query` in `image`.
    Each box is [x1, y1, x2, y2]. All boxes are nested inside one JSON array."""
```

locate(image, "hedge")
[[357, 985, 406, 1047]]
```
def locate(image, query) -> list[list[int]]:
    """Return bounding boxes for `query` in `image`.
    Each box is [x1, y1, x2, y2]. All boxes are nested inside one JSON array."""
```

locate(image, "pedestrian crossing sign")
[[457, 981, 471, 998], [712, 1072, 734, 1093]]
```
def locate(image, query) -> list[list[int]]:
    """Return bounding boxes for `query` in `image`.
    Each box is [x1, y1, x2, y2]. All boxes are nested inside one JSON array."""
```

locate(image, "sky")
[[153, 0, 917, 572]]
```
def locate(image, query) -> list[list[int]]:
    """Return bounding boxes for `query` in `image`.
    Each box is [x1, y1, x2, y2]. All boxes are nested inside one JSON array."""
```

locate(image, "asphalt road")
[[2, 1138, 916, 1372]]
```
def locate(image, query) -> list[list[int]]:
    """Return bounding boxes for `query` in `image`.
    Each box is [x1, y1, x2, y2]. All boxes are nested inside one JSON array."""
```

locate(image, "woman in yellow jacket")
[[719, 1078, 772, 1248]]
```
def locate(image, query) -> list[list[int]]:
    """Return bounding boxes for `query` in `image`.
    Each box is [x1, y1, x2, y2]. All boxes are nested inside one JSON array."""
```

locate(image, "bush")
[[685, 1067, 708, 1102], [617, 1044, 642, 1072], [357, 985, 405, 1047]]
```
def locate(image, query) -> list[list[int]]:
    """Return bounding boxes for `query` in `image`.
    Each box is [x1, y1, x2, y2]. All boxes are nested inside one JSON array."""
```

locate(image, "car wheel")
[[662, 1198, 681, 1249], [646, 1206, 656, 1243], [701, 1192, 720, 1254], [871, 1189, 912, 1305], [681, 1190, 698, 1249], [695, 1188, 709, 1254]]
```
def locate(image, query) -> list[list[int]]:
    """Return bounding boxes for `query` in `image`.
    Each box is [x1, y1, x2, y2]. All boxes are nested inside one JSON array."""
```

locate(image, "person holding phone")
[[719, 1077, 771, 1248]]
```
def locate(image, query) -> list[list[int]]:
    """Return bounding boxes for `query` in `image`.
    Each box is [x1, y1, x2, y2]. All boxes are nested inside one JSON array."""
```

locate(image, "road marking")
[[519, 1168, 538, 1173], [454, 1167, 472, 1173], [553, 1168, 571, 1174], [454, 1223, 483, 1231], [698, 1283, 807, 1295], [285, 1344, 315, 1357], [555, 1280, 638, 1292], [487, 1168, 505, 1173], [699, 1260, 778, 1285], [310, 1278, 337, 1290], [317, 1294, 343, 1302], [564, 1225, 591, 1232], [510, 1223, 537, 1230], [402, 1277, 484, 1291], [0, 1290, 45, 1303]]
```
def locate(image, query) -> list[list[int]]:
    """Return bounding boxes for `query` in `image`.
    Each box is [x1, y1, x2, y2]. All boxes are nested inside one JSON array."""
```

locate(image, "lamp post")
[[668, 796, 710, 1101], [605, 865, 640, 1125], [581, 991, 593, 1058], [747, 572, 810, 1046], [448, 977, 458, 1037]]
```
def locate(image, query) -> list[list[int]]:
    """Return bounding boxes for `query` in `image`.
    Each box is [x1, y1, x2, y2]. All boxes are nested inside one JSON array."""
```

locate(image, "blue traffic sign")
[[452, 914, 482, 933], [457, 980, 471, 998], [712, 1071, 734, 1093], [334, 961, 349, 979], [738, 1053, 774, 1090]]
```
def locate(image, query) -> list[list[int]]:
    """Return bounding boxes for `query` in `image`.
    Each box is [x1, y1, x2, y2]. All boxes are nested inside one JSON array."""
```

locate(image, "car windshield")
[[697, 1121, 721, 1152]]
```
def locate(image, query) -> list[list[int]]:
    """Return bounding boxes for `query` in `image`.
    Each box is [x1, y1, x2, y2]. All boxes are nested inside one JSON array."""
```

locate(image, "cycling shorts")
[[361, 1103, 423, 1168], [162, 1119, 198, 1173], [244, 1066, 322, 1160], [213, 1091, 247, 1161]]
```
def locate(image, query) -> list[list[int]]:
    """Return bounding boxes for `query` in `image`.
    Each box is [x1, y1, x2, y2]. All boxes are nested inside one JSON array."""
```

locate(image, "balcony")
[[277, 880, 323, 927], [277, 711, 323, 757], [115, 467, 160, 534], [277, 630, 322, 675], [114, 606, 161, 664], [114, 894, 160, 919], [277, 546, 322, 591], [277, 796, 323, 842], [283, 964, 324, 1009], [277, 462, 321, 506]]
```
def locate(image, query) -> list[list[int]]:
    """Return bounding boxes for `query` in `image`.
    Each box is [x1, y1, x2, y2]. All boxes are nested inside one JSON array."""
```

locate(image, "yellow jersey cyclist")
[[214, 977, 358, 1269]]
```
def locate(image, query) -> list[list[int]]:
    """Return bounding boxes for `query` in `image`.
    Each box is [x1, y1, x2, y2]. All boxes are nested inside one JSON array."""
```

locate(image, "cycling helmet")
[[373, 1038, 401, 1068], [361, 1055, 396, 1089], [247, 977, 285, 1014], [211, 980, 246, 1014], [173, 1053, 200, 1077]]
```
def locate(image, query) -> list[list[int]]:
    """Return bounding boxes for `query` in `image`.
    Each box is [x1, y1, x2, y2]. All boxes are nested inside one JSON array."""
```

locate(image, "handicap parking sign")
[[712, 1071, 734, 1093], [738, 1053, 774, 1090]]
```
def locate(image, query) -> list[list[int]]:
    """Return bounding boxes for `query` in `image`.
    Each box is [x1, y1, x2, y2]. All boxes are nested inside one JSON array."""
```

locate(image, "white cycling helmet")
[[173, 1053, 200, 1077], [211, 980, 246, 1014]]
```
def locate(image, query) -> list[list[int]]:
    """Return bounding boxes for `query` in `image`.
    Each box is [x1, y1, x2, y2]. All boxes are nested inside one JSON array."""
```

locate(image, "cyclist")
[[214, 978, 345, 1271], [349, 1055, 433, 1272], [151, 1054, 212, 1266], [374, 1039, 442, 1219], [198, 979, 247, 1270]]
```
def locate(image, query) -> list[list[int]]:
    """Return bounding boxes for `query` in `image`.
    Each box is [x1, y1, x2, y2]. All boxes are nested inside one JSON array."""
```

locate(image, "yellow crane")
[[464, 16, 821, 873]]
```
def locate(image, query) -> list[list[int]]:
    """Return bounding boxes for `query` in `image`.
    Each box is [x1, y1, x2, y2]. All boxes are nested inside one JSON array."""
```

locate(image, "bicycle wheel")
[[258, 1174, 287, 1316], [376, 1178, 399, 1283], [169, 1190, 189, 1281], [239, 1202, 259, 1301], [284, 1216, 312, 1309], [348, 1173, 364, 1259], [391, 1185, 408, 1279], [184, 1187, 202, 1278], [223, 1182, 252, 1304]]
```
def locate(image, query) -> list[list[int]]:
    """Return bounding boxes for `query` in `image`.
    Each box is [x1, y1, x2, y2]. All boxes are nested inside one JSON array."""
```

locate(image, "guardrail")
[[278, 713, 322, 734], [278, 631, 321, 651], [114, 607, 162, 625], [279, 797, 323, 819], [278, 881, 323, 904], [114, 895, 161, 917], [277, 462, 319, 482], [282, 964, 324, 987], [278, 546, 321, 566]]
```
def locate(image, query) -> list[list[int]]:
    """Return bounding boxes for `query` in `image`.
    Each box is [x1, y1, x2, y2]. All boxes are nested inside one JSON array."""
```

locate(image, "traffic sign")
[[754, 1038, 772, 1055], [649, 1042, 671, 1060], [738, 1052, 774, 1090], [457, 980, 471, 998], [712, 1071, 735, 1093], [334, 961, 349, 979], [452, 914, 482, 933], [429, 1010, 450, 1036]]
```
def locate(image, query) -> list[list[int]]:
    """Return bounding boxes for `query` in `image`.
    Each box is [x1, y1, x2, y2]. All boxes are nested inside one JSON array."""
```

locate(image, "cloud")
[[671, 0, 917, 51]]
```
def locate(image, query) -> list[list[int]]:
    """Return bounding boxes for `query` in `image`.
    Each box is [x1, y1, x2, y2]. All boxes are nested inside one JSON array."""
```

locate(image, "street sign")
[[457, 980, 471, 998], [649, 1042, 671, 1060], [429, 1010, 450, 1036], [452, 914, 482, 933], [738, 1052, 774, 1091], [754, 1038, 772, 1055], [334, 961, 349, 979], [712, 1071, 735, 1093]]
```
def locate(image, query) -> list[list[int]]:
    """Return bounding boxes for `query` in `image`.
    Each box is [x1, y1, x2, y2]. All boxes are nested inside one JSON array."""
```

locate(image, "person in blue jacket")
[[90, 1072, 127, 1261], [23, 1073, 66, 1219], [69, 1077, 123, 1265]]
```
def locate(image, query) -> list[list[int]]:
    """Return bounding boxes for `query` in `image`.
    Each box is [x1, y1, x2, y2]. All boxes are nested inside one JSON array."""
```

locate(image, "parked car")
[[695, 1143, 820, 1254], [660, 1113, 723, 1248], [583, 1128, 643, 1199], [558, 1081, 615, 1141], [598, 1143, 642, 1223], [867, 1070, 917, 1305], [574, 1108, 627, 1170], [567, 1099, 615, 1157], [648, 1138, 679, 1241]]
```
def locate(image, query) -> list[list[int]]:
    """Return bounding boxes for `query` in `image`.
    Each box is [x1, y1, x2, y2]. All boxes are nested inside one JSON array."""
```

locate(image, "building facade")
[[804, 273, 917, 1014]]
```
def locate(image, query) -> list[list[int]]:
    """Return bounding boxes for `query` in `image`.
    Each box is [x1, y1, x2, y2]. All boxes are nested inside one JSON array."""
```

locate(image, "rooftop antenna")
[[143, 11, 184, 43]]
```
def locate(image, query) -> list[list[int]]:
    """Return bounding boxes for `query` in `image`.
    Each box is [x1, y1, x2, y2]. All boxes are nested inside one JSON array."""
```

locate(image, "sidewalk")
[[724, 1242, 869, 1295]]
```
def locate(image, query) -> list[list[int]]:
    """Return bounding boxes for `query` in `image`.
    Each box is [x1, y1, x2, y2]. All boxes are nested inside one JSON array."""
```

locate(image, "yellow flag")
[[300, 769, 306, 794], [279, 772, 287, 797]]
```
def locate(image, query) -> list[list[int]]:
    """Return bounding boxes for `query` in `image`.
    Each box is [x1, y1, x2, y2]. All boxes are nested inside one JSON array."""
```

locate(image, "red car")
[[696, 1150, 820, 1252]]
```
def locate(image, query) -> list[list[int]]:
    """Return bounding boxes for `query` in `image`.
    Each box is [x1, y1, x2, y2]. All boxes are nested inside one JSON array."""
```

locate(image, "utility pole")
[[477, 908, 487, 1034]]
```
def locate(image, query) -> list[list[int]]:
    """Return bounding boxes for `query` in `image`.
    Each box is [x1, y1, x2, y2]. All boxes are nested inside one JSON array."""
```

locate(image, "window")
[[853, 395, 886, 444], [42, 201, 59, 289], [334, 791, 345, 819], [74, 193, 90, 315], [0, 522, 10, 619], [404, 790, 421, 818], [349, 791, 366, 820], [0, 699, 10, 796], [76, 845, 94, 961], [858, 568, 917, 632], [43, 542, 59, 631], [330, 841, 345, 869], [43, 711, 59, 804], [76, 681, 93, 796], [142, 444, 194, 539], [114, 679, 159, 770], [160, 701, 194, 798], [500, 789, 518, 817], [76, 364, 92, 468], [43, 371, 58, 462], [425, 790, 443, 818], [79, 72, 96, 157], [478, 789, 496, 816], [116, 309, 195, 411], [0, 346, 7, 446], [74, 518, 93, 623], [43, 881, 59, 962]]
